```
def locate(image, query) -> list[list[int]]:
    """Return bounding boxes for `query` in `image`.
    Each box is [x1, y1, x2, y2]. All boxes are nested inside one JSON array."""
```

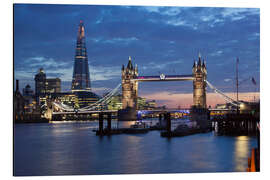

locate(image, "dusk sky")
[[14, 4, 260, 108]]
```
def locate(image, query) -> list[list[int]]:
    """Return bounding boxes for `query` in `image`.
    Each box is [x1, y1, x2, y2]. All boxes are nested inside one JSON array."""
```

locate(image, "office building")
[[34, 68, 61, 95], [71, 20, 91, 92]]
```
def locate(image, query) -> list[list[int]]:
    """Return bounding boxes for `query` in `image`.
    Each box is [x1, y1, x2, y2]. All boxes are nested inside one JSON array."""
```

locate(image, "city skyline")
[[14, 4, 260, 108]]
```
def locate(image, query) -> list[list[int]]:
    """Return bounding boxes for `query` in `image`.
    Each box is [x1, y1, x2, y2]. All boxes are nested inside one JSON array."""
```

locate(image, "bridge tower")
[[192, 54, 207, 108], [121, 56, 138, 109]]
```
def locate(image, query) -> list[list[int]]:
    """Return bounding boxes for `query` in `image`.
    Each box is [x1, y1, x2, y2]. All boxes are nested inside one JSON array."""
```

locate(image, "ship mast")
[[236, 57, 239, 114]]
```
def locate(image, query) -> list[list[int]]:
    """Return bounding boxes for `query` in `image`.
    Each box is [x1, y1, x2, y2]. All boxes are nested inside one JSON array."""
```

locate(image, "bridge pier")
[[165, 112, 171, 133], [157, 113, 167, 128], [99, 113, 104, 134], [118, 107, 137, 121], [158, 113, 163, 126], [107, 113, 112, 132], [191, 107, 211, 130], [159, 113, 162, 121], [97, 112, 114, 136]]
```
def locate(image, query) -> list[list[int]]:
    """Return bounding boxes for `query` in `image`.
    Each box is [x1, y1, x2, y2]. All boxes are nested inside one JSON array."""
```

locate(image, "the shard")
[[71, 20, 91, 91]]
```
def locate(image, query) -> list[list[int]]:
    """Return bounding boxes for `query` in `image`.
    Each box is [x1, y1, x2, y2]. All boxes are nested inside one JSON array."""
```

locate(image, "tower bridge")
[[44, 20, 242, 121], [35, 21, 258, 136], [133, 75, 194, 82], [47, 54, 241, 122], [119, 55, 207, 120]]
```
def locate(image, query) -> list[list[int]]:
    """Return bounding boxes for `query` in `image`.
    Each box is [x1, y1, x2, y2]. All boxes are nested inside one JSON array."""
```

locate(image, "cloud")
[[221, 8, 259, 17], [14, 5, 260, 96], [141, 6, 182, 16], [201, 15, 215, 22], [248, 32, 260, 41], [161, 7, 182, 16], [210, 50, 223, 57], [91, 37, 138, 45], [14, 70, 36, 80], [90, 65, 120, 81], [25, 56, 69, 69], [14, 55, 122, 92], [166, 18, 189, 27], [141, 59, 183, 70], [139, 6, 199, 29], [142, 6, 161, 13], [224, 78, 232, 82], [221, 8, 259, 21]]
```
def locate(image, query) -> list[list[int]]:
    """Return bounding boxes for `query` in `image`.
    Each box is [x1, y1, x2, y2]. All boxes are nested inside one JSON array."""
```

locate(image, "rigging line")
[[205, 80, 239, 106]]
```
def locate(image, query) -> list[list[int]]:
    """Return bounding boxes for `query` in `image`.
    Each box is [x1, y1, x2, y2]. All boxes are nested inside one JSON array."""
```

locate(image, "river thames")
[[14, 119, 257, 176]]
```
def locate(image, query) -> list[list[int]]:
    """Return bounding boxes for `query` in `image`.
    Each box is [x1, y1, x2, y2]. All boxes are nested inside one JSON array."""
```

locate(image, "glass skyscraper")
[[71, 20, 91, 92]]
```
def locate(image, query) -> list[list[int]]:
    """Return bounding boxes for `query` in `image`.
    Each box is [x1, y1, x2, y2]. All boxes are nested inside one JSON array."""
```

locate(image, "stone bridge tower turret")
[[192, 54, 207, 108], [121, 56, 138, 110]]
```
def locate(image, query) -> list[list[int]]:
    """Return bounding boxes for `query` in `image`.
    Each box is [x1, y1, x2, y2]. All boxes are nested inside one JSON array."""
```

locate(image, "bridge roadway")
[[52, 110, 118, 115], [52, 108, 234, 115], [209, 108, 235, 111], [132, 75, 194, 82], [52, 109, 190, 115], [138, 109, 190, 114]]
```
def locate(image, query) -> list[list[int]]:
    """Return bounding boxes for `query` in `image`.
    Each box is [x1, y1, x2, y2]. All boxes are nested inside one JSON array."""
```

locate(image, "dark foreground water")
[[14, 120, 257, 176]]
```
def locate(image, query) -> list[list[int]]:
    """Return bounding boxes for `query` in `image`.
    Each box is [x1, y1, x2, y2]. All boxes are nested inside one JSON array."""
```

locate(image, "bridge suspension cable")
[[205, 80, 240, 107], [77, 83, 122, 111], [79, 83, 121, 111], [52, 83, 122, 112], [52, 80, 241, 112], [53, 102, 74, 111]]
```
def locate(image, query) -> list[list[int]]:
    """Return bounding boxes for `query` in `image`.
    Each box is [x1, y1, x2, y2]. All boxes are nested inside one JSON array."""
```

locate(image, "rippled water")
[[14, 120, 257, 176]]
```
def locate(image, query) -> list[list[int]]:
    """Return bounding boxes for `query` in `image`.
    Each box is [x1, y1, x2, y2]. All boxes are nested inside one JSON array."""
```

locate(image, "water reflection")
[[14, 120, 257, 176], [234, 136, 250, 171]]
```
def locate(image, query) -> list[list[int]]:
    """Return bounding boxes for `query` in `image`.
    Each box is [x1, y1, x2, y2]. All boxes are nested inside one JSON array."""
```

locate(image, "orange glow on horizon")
[[141, 91, 260, 108]]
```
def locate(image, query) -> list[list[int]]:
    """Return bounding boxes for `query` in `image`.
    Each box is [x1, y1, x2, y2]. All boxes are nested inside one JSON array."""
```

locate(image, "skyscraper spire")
[[71, 21, 91, 91]]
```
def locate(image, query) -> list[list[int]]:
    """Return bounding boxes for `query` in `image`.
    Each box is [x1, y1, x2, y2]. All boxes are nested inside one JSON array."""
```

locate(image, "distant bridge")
[[138, 109, 190, 114], [209, 108, 236, 111], [52, 109, 190, 115]]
